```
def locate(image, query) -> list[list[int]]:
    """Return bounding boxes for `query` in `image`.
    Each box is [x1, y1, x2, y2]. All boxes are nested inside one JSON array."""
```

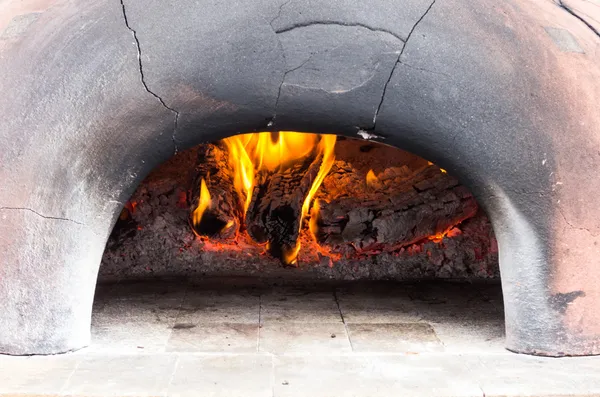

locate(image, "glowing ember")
[[428, 227, 462, 243]]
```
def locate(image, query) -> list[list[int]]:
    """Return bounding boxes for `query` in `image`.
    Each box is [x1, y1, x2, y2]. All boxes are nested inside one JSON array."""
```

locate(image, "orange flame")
[[223, 132, 332, 213], [428, 227, 462, 243], [427, 161, 446, 174], [191, 178, 211, 228], [222, 136, 255, 213], [301, 134, 336, 220], [366, 169, 378, 188], [222, 132, 336, 264]]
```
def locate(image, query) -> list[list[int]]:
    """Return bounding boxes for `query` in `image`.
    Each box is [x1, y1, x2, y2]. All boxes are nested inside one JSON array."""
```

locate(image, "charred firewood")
[[313, 165, 478, 255], [245, 151, 324, 265], [189, 143, 242, 239]]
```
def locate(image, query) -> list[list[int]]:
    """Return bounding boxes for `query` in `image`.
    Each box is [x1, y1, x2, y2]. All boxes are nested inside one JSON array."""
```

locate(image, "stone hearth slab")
[[1, 281, 598, 396]]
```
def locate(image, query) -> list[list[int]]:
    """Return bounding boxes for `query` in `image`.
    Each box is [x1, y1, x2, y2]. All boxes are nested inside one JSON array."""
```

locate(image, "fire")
[[223, 132, 334, 216], [366, 169, 378, 188], [187, 134, 474, 266], [300, 134, 336, 220], [197, 131, 336, 264], [222, 136, 255, 213], [191, 178, 211, 228], [429, 227, 462, 243], [427, 161, 446, 174]]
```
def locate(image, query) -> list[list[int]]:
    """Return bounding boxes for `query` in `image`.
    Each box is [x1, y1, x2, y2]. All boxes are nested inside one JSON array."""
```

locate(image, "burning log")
[[313, 164, 478, 255], [189, 143, 242, 239], [189, 132, 336, 265], [246, 151, 325, 265]]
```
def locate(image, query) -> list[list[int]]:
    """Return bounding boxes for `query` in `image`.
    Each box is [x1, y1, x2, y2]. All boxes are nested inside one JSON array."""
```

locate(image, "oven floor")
[[1, 279, 599, 396]]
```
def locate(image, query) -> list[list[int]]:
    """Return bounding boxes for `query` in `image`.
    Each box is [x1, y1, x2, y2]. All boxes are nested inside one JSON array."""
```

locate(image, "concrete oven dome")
[[0, 0, 599, 356]]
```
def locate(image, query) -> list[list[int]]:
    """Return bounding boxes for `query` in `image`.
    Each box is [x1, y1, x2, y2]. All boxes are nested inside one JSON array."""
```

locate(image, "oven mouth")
[[100, 131, 497, 282]]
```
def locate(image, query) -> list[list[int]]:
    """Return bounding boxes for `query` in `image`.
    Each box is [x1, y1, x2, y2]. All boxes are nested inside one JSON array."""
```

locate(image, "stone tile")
[[431, 318, 507, 354], [167, 323, 257, 353], [410, 291, 501, 325], [93, 298, 182, 327], [266, 285, 336, 297], [422, 304, 501, 327], [347, 323, 443, 353], [108, 279, 189, 301], [408, 281, 484, 305], [273, 355, 482, 397], [335, 281, 418, 296], [178, 291, 260, 324], [474, 282, 504, 312], [63, 354, 177, 396], [260, 322, 351, 354], [465, 354, 600, 396], [169, 354, 272, 397], [87, 322, 173, 353], [336, 292, 422, 323], [0, 355, 79, 394], [261, 292, 341, 323]]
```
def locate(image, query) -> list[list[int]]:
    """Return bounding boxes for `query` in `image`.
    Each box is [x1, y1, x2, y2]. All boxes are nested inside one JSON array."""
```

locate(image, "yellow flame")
[[223, 132, 335, 218], [366, 169, 378, 188], [301, 134, 336, 219], [223, 138, 255, 212], [192, 178, 211, 227], [222, 132, 336, 264], [282, 244, 302, 266], [427, 160, 447, 174]]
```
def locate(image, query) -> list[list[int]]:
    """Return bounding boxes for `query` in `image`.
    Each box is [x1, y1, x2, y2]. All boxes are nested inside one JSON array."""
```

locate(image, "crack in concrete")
[[369, 0, 438, 131], [119, 0, 180, 155], [273, 53, 318, 115], [270, 0, 292, 27], [557, 206, 600, 237], [333, 289, 355, 351], [275, 21, 406, 43], [0, 207, 85, 225], [557, 0, 600, 38], [272, 43, 357, 117], [269, 19, 404, 127], [269, 15, 288, 127]]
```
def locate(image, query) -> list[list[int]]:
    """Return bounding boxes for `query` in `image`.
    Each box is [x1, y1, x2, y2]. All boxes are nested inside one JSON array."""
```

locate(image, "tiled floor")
[[1, 279, 599, 396]]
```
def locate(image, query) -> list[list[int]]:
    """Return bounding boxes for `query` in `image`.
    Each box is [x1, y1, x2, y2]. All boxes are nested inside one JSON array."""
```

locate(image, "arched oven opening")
[[92, 132, 503, 354]]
